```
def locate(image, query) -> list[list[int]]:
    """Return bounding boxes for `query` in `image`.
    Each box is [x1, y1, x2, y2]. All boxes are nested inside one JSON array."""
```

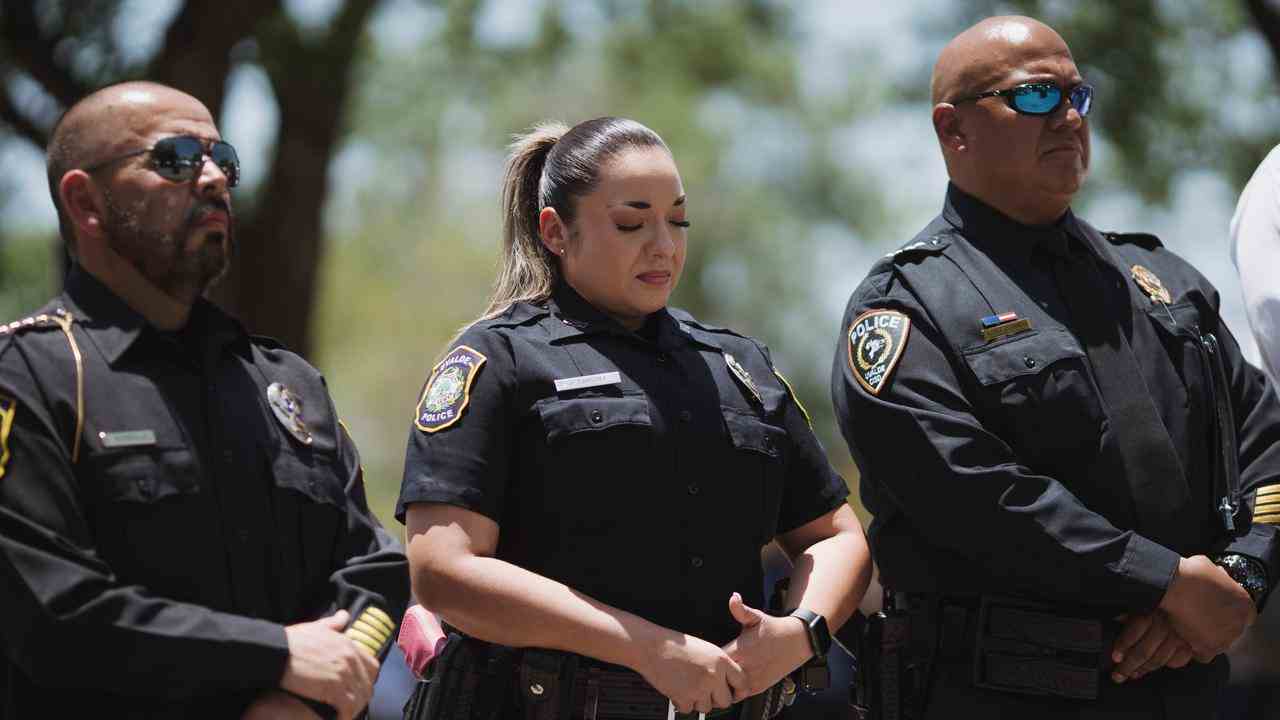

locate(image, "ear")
[[538, 206, 568, 257], [932, 103, 966, 152], [59, 170, 109, 247]]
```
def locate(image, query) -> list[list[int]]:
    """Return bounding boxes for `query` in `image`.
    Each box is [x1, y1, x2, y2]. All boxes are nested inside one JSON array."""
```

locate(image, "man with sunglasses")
[[832, 16, 1280, 719], [0, 81, 408, 719]]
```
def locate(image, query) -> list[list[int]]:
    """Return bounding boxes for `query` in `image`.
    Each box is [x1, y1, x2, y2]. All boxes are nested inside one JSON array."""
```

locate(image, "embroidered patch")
[[416, 345, 487, 433], [725, 353, 763, 405], [1131, 265, 1172, 305], [773, 369, 812, 428], [0, 393, 15, 480], [268, 383, 313, 445], [1254, 484, 1280, 525], [847, 310, 911, 396]]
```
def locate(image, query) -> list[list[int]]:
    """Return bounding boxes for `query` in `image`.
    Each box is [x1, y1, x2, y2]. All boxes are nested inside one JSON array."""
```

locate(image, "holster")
[[403, 632, 520, 720]]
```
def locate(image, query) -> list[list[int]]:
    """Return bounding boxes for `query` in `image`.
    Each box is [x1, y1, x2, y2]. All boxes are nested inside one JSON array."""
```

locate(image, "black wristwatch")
[[1214, 553, 1269, 607], [788, 607, 831, 659]]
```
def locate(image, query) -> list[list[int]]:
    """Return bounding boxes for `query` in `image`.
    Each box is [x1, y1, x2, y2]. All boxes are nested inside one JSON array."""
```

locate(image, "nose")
[[650, 221, 676, 258], [1049, 101, 1084, 132], [195, 153, 231, 198]]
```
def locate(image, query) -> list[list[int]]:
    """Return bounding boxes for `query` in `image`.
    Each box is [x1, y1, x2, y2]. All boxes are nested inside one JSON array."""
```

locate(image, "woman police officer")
[[397, 117, 871, 718]]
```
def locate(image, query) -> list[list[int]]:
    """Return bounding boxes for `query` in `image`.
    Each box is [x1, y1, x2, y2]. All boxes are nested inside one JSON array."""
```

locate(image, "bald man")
[[0, 82, 408, 719], [832, 17, 1280, 719]]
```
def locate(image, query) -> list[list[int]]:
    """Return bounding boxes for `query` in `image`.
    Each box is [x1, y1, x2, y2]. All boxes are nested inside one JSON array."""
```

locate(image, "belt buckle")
[[971, 594, 1105, 700], [667, 700, 705, 720]]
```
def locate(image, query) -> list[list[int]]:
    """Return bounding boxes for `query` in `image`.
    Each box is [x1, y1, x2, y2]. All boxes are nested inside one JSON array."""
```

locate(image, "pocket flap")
[[272, 446, 345, 507], [722, 408, 785, 459], [92, 448, 200, 503], [964, 329, 1086, 386], [537, 396, 651, 444]]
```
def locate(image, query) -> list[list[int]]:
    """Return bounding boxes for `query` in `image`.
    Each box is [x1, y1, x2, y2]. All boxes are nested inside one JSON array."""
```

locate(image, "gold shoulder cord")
[[51, 311, 85, 464]]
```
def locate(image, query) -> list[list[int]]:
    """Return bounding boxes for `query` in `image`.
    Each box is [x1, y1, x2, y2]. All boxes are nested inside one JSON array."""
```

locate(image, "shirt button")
[[657, 354, 670, 365], [690, 555, 704, 569], [679, 410, 692, 423], [237, 529, 250, 542], [590, 409, 603, 424], [687, 483, 700, 496], [222, 450, 233, 463], [1024, 356, 1037, 369]]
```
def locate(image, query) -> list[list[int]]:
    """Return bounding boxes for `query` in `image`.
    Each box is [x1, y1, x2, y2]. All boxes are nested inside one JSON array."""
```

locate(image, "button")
[[590, 409, 603, 424], [237, 528, 250, 542], [1023, 356, 1037, 369], [687, 483, 700, 496], [690, 555, 704, 569], [657, 354, 669, 365], [679, 410, 692, 423], [222, 450, 233, 463]]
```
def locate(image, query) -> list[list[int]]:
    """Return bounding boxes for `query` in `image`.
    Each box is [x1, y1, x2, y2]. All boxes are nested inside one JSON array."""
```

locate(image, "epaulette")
[[485, 301, 546, 329], [0, 308, 85, 463], [668, 308, 747, 339], [1104, 231, 1164, 250], [885, 234, 951, 261]]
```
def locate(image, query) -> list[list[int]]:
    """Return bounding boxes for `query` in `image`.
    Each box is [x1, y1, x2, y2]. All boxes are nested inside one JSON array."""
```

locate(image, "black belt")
[[567, 666, 795, 720], [908, 594, 1116, 701]]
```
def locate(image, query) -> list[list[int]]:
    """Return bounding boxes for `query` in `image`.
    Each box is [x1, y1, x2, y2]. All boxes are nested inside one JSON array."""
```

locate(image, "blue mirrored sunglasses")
[[952, 82, 1094, 117]]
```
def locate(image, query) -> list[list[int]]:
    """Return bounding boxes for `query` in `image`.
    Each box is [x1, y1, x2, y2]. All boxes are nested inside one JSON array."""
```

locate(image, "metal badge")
[[267, 382, 313, 445], [724, 353, 763, 405], [1131, 265, 1172, 305]]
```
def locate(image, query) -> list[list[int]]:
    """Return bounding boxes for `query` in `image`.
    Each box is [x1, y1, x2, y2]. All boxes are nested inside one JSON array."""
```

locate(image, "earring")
[[558, 247, 565, 255]]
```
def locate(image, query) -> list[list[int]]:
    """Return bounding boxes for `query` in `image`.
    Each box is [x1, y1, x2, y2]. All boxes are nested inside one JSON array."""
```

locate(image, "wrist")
[[1214, 554, 1268, 608], [787, 607, 831, 660]]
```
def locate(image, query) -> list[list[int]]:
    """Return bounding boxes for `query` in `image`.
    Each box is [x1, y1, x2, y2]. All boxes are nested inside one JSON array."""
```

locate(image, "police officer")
[[832, 16, 1280, 719], [398, 117, 871, 718], [0, 82, 408, 719]]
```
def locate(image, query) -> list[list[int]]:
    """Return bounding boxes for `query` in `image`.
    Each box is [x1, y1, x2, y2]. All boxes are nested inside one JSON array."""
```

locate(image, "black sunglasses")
[[83, 135, 240, 187], [951, 82, 1094, 118]]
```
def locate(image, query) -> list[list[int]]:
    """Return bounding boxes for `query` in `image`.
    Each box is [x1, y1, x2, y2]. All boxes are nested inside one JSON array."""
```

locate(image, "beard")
[[103, 194, 233, 302]]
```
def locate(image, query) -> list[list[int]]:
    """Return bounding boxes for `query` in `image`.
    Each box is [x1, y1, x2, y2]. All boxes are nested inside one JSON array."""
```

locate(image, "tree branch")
[[0, 0, 89, 106], [0, 73, 50, 148], [1245, 0, 1280, 87]]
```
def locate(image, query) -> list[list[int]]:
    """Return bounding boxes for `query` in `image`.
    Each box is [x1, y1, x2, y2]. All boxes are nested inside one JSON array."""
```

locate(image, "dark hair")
[[479, 116, 669, 320]]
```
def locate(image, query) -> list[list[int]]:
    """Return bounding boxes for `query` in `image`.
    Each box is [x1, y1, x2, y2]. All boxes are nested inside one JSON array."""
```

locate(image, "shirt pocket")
[[92, 446, 201, 504], [270, 444, 347, 509], [962, 328, 1104, 457], [535, 396, 653, 535], [721, 407, 788, 544]]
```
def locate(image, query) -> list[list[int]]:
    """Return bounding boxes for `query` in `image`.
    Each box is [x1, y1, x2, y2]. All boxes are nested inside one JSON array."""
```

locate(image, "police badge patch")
[[847, 310, 911, 396], [416, 345, 487, 433]]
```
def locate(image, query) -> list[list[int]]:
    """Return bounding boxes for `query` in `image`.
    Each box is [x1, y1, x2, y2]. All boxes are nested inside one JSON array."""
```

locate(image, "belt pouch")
[[971, 595, 1109, 700], [519, 649, 579, 720], [418, 633, 477, 720]]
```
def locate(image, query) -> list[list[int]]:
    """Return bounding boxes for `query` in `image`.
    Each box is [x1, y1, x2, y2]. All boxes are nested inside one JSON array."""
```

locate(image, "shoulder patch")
[[0, 392, 15, 480], [772, 369, 812, 428], [1254, 484, 1280, 526], [415, 345, 487, 433], [847, 309, 911, 396]]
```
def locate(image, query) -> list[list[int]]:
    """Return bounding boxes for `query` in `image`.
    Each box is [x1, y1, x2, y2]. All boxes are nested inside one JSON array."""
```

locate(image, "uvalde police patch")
[[415, 345, 487, 433], [847, 309, 910, 396]]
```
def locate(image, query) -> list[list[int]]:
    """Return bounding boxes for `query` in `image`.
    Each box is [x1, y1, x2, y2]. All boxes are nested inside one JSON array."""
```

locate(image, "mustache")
[[187, 199, 232, 225]]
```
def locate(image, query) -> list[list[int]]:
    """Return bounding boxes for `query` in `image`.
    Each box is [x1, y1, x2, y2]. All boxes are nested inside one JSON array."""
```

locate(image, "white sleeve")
[[1231, 145, 1280, 388]]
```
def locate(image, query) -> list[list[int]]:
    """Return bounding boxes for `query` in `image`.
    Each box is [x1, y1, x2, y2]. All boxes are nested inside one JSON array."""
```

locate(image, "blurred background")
[[3, 0, 1280, 716]]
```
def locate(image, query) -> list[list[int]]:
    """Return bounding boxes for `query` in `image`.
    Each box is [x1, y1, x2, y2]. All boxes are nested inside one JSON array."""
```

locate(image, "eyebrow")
[[615, 194, 687, 209]]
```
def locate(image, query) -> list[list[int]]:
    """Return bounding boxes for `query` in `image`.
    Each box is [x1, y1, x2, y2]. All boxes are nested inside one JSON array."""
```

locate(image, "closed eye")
[[671, 220, 691, 228], [617, 223, 643, 232]]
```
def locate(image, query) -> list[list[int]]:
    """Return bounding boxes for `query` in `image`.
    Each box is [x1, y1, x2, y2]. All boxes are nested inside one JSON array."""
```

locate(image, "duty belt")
[[566, 665, 795, 720]]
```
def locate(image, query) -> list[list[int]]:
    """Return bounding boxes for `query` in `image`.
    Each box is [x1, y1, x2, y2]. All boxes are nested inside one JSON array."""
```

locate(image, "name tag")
[[99, 430, 157, 449], [554, 371, 621, 393]]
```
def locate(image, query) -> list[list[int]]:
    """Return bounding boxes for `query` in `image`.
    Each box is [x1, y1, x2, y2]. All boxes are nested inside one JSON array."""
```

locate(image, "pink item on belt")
[[397, 605, 448, 678]]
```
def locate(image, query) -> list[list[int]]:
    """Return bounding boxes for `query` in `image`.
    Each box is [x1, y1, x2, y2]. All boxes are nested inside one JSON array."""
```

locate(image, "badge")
[[1131, 265, 1172, 305], [847, 309, 910, 396], [416, 345, 487, 433], [267, 382, 313, 445], [724, 353, 762, 405], [0, 393, 15, 480]]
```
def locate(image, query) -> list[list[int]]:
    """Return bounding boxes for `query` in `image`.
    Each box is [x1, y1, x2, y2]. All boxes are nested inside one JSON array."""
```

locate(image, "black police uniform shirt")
[[831, 185, 1280, 694], [398, 282, 848, 646], [0, 267, 409, 718]]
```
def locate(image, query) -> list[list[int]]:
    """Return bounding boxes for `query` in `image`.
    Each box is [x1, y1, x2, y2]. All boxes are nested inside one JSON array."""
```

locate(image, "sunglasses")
[[84, 135, 240, 187], [952, 82, 1094, 117]]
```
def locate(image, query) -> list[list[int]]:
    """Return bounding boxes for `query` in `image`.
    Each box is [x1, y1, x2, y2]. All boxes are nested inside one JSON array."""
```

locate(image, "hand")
[[721, 593, 813, 697], [280, 610, 381, 720], [1110, 611, 1193, 683], [1158, 556, 1256, 662], [241, 690, 322, 720], [635, 629, 747, 715]]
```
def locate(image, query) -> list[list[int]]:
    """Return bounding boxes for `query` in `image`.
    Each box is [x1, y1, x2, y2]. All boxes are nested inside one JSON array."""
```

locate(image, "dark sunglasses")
[[83, 135, 240, 187], [951, 82, 1094, 117]]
